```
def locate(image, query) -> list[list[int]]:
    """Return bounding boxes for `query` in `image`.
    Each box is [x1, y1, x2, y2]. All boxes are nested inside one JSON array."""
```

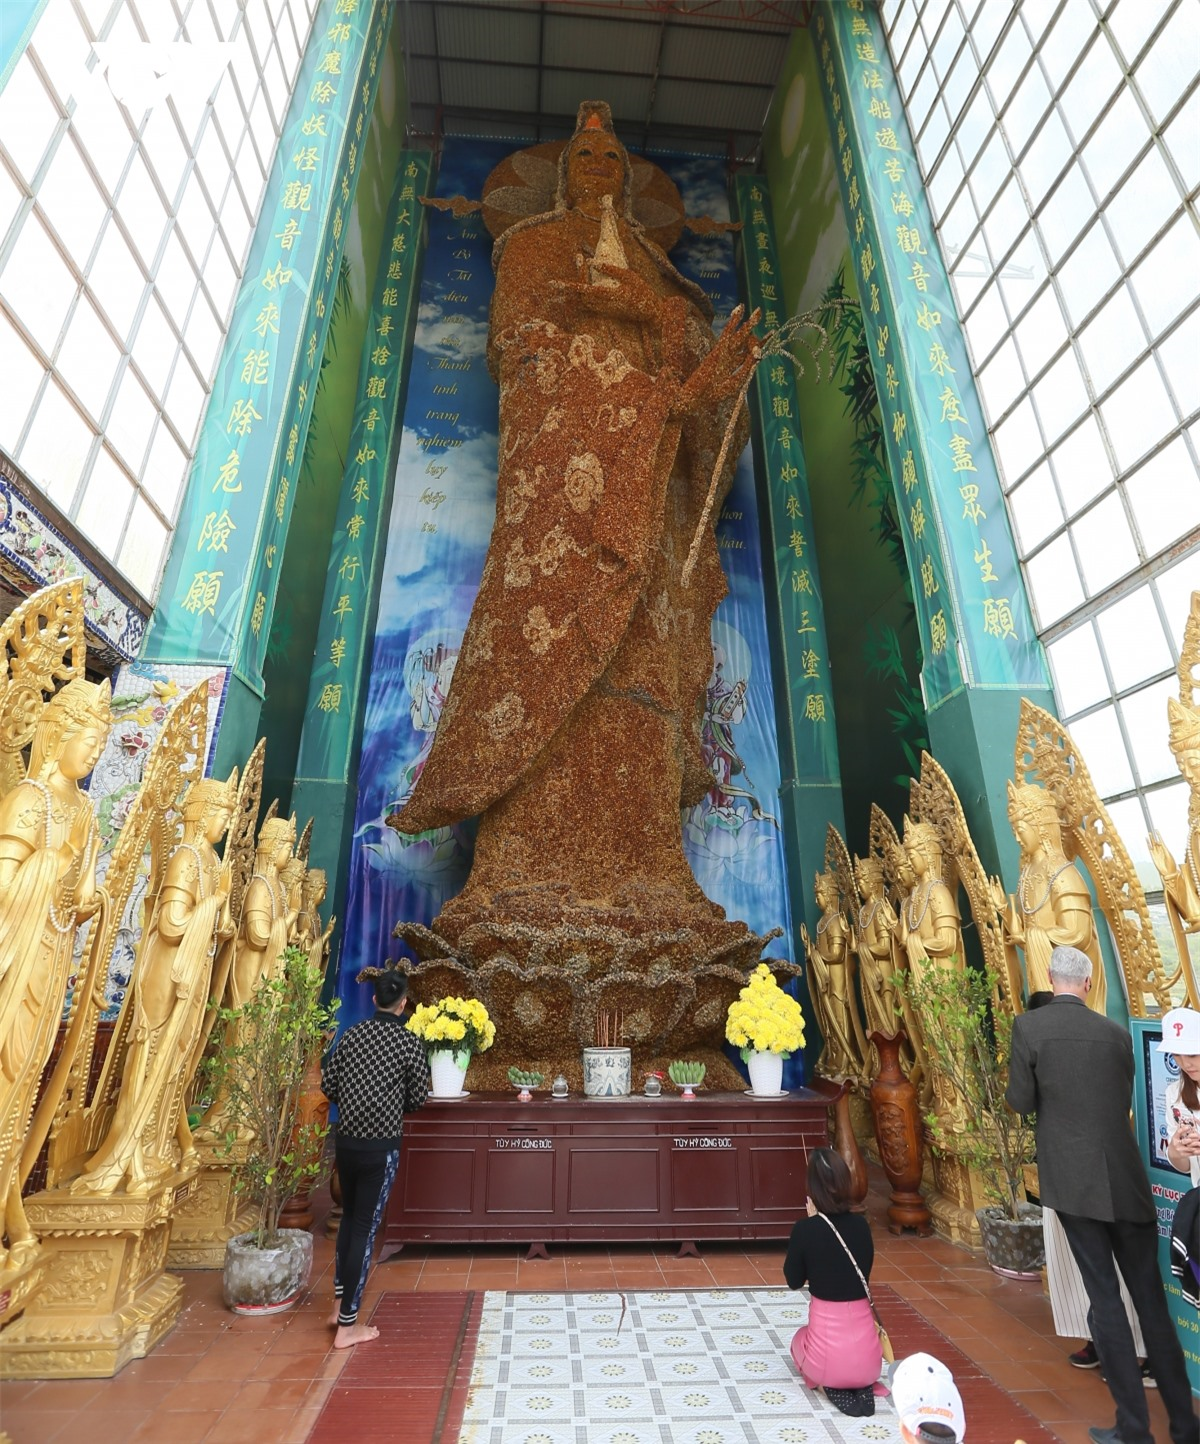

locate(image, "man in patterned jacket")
[[322, 970, 429, 1347]]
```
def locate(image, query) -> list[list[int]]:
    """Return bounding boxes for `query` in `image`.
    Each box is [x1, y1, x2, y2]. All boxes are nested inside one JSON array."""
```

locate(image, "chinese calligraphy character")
[[901, 449, 917, 493], [330, 637, 347, 666], [797, 609, 816, 637], [974, 540, 999, 582], [363, 406, 380, 431], [286, 423, 299, 465], [885, 362, 898, 399], [771, 395, 792, 419], [381, 286, 398, 306], [868, 97, 892, 120], [317, 683, 343, 712], [801, 647, 821, 680], [292, 145, 319, 171], [896, 224, 926, 254], [282, 181, 313, 211], [250, 591, 266, 636], [780, 463, 799, 485], [982, 597, 1016, 641], [928, 341, 954, 377], [930, 609, 947, 655], [848, 175, 860, 210], [214, 451, 241, 494], [915, 301, 942, 331], [857, 41, 878, 62], [253, 301, 280, 338], [893, 411, 907, 444], [883, 157, 905, 183], [347, 514, 365, 539], [960, 483, 986, 523], [338, 553, 362, 582], [861, 243, 875, 283], [875, 127, 899, 150], [261, 261, 292, 290], [301, 113, 327, 136], [275, 218, 302, 249], [332, 594, 353, 623], [869, 282, 880, 314], [785, 495, 802, 519], [790, 529, 806, 558], [920, 555, 938, 598], [275, 476, 289, 522], [311, 80, 336, 105], [908, 259, 931, 291], [793, 568, 813, 594], [227, 399, 261, 437], [352, 476, 369, 504], [949, 435, 977, 473], [317, 50, 342, 75], [862, 67, 883, 90], [804, 693, 827, 722], [240, 348, 269, 385], [876, 324, 890, 357], [182, 570, 223, 618], [939, 386, 966, 425], [386, 259, 403, 281], [198, 508, 236, 553], [891, 189, 914, 218], [910, 497, 927, 539], [366, 376, 387, 399], [769, 365, 786, 387]]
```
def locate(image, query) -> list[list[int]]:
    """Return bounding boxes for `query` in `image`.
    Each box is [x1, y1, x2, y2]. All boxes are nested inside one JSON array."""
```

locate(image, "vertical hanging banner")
[[814, 0, 1049, 701], [296, 152, 428, 775], [142, 0, 392, 687], [334, 140, 796, 1029], [732, 175, 840, 784]]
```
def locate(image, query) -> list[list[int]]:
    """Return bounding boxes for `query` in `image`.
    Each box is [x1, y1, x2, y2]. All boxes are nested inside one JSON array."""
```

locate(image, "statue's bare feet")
[[333, 1322, 379, 1349]]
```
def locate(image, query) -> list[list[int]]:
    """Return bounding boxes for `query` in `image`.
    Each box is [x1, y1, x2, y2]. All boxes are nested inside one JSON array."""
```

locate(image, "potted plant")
[[201, 944, 338, 1313], [725, 963, 806, 1096], [899, 960, 1041, 1277], [406, 994, 496, 1097]]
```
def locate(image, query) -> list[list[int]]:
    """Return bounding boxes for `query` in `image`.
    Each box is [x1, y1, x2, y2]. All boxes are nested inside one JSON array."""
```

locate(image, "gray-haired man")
[[1007, 944, 1198, 1444]]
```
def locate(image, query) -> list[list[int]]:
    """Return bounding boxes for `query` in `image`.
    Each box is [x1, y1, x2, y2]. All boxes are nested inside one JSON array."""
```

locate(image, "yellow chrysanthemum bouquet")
[[725, 963, 806, 1059], [406, 994, 496, 1057]]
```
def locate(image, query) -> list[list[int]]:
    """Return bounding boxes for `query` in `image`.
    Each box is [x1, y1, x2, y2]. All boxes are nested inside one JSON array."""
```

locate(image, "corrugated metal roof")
[[398, 0, 810, 164]]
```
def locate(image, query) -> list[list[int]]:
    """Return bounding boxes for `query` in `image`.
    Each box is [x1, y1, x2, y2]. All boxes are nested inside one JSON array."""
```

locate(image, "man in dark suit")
[[1007, 945, 1199, 1444]]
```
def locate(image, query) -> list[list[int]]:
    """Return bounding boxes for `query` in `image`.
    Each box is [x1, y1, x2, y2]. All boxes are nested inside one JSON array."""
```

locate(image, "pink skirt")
[[790, 1296, 882, 1389]]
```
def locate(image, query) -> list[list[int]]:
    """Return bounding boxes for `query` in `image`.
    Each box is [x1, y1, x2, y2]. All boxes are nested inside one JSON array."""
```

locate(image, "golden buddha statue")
[[896, 818, 962, 979], [801, 869, 868, 1085], [197, 814, 295, 1138], [1149, 592, 1200, 1005], [0, 679, 110, 1269], [852, 854, 910, 1059], [72, 774, 238, 1195], [230, 815, 297, 1007], [994, 781, 1107, 1013], [299, 868, 334, 977], [280, 854, 307, 946]]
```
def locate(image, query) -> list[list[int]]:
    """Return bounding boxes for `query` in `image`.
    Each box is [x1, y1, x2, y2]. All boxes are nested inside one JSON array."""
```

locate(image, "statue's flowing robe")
[[396, 208, 747, 922]]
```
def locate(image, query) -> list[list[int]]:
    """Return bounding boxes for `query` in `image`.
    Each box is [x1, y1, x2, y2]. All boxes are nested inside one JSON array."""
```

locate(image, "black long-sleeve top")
[[783, 1211, 874, 1301], [321, 1010, 430, 1152]]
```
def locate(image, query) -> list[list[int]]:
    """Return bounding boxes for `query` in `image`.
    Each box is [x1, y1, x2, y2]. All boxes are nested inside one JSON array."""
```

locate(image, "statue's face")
[[1175, 741, 1200, 786], [1011, 809, 1038, 851], [907, 840, 928, 878], [204, 800, 234, 844], [274, 835, 294, 868], [60, 723, 107, 780], [565, 133, 624, 211]]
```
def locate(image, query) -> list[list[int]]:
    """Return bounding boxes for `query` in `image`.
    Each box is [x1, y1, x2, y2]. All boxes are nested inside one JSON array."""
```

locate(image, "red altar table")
[[384, 1088, 837, 1256]]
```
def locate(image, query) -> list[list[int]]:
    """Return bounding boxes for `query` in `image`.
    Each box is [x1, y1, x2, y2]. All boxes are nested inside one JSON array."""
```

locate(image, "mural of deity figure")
[[393, 101, 762, 965], [0, 680, 110, 1269], [994, 781, 1108, 1014]]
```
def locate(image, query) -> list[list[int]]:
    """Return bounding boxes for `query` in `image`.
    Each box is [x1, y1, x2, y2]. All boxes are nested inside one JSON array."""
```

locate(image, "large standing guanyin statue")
[[395, 105, 762, 956], [391, 104, 780, 1081]]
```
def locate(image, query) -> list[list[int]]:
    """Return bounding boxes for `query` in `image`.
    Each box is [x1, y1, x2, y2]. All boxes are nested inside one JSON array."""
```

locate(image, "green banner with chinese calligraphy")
[[733, 176, 841, 788], [814, 0, 1050, 702], [142, 0, 393, 689], [295, 152, 428, 780]]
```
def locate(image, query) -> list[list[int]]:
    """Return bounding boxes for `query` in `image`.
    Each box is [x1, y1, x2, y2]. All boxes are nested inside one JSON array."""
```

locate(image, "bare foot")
[[333, 1322, 380, 1349], [326, 1306, 340, 1327]]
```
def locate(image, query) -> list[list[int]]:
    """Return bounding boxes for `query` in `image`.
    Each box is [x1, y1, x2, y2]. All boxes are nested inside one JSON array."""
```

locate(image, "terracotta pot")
[[869, 1030, 932, 1236]]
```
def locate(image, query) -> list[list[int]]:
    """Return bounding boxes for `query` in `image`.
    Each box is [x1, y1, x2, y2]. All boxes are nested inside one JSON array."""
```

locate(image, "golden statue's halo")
[[481, 139, 687, 252]]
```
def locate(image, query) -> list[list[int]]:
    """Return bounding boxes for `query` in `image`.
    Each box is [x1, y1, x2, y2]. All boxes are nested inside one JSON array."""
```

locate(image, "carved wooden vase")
[[869, 1030, 932, 1236], [279, 1052, 330, 1233]]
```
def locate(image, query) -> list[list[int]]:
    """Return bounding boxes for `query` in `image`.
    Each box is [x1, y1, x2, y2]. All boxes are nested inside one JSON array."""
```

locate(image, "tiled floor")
[[0, 1170, 1192, 1443]]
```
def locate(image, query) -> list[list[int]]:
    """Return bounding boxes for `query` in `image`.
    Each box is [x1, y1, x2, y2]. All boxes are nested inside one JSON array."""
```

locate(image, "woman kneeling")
[[784, 1147, 882, 1417]]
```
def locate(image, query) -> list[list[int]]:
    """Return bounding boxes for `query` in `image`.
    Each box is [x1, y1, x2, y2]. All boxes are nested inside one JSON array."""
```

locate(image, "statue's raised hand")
[[671, 305, 762, 417], [551, 261, 661, 324], [1148, 830, 1176, 881]]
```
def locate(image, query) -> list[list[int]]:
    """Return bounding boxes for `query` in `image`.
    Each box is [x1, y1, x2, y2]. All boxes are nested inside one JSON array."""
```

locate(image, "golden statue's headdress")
[[1007, 779, 1061, 836], [183, 768, 238, 822], [1168, 696, 1200, 756], [258, 815, 295, 850], [902, 815, 943, 859], [853, 853, 884, 890], [30, 677, 113, 779]]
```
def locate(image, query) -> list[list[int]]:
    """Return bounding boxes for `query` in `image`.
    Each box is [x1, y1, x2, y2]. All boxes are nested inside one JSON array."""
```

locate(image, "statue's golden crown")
[[1168, 695, 1200, 752], [44, 677, 112, 730]]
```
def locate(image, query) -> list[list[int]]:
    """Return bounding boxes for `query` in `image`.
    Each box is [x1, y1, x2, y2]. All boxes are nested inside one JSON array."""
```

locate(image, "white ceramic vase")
[[747, 1049, 784, 1096], [429, 1048, 470, 1098], [582, 1047, 632, 1097]]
